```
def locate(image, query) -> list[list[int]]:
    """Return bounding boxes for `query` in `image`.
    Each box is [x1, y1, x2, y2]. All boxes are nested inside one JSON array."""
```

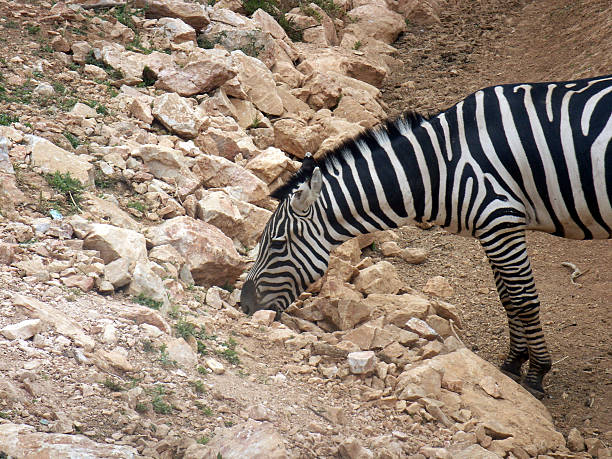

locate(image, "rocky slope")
[[0, 0, 610, 458]]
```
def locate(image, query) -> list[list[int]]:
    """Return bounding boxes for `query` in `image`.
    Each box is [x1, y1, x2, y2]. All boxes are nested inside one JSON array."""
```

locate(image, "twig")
[[79, 1, 127, 9], [449, 319, 466, 347], [553, 355, 569, 365], [561, 262, 588, 286]]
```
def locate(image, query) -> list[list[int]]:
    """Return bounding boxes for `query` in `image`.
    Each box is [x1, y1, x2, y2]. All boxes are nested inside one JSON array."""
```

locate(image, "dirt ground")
[[381, 0, 612, 436]]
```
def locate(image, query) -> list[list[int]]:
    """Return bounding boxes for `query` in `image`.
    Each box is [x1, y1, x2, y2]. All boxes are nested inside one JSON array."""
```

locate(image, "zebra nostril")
[[240, 279, 257, 315]]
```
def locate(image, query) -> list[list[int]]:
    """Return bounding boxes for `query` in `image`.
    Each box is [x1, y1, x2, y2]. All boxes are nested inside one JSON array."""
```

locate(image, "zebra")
[[240, 75, 612, 397]]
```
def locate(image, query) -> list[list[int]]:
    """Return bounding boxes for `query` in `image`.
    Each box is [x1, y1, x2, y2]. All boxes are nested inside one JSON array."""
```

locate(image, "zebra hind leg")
[[491, 267, 529, 381], [483, 231, 552, 399]]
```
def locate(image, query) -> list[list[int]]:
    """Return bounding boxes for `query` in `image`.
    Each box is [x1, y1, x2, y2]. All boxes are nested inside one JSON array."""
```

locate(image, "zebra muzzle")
[[240, 279, 258, 315]]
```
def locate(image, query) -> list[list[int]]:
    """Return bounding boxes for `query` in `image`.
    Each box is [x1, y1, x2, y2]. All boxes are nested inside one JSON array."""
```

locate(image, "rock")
[[186, 419, 287, 458], [104, 258, 132, 288], [193, 154, 269, 206], [1, 319, 42, 341], [71, 41, 92, 64], [421, 340, 444, 359], [400, 247, 427, 264], [83, 64, 108, 80], [0, 242, 16, 265], [121, 305, 172, 334], [62, 274, 95, 292], [155, 54, 236, 97], [129, 98, 154, 124], [252, 310, 276, 326], [353, 261, 403, 295], [479, 376, 503, 399], [83, 223, 147, 265], [426, 315, 452, 338], [151, 93, 203, 138], [246, 147, 300, 186], [394, 0, 442, 25], [343, 323, 377, 350], [426, 348, 565, 451], [84, 196, 140, 231], [0, 423, 137, 458], [126, 259, 169, 308], [405, 318, 439, 340], [431, 299, 462, 327], [296, 51, 387, 88], [134, 144, 199, 196], [273, 118, 325, 159], [157, 17, 197, 43], [232, 51, 284, 116], [70, 102, 98, 118], [338, 437, 374, 459], [28, 135, 94, 186], [365, 293, 430, 320], [34, 82, 55, 97], [165, 337, 198, 368], [344, 4, 406, 44], [450, 444, 500, 459], [13, 294, 95, 351], [95, 42, 174, 84], [567, 428, 585, 452], [95, 348, 134, 372], [423, 276, 454, 298], [585, 438, 606, 456], [196, 189, 272, 247], [347, 350, 377, 374], [145, 216, 244, 285], [245, 403, 272, 421], [134, 0, 210, 30]]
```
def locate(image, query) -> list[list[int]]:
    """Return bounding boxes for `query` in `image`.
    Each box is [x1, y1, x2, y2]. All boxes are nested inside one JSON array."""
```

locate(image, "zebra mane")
[[270, 110, 431, 201]]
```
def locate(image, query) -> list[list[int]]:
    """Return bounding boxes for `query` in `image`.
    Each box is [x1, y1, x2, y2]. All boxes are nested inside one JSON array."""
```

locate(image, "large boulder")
[[151, 93, 206, 139], [344, 4, 406, 44], [145, 216, 244, 285], [192, 154, 269, 205], [0, 423, 137, 458], [28, 136, 94, 186], [82, 223, 148, 265], [134, 0, 210, 30], [155, 51, 236, 97], [231, 51, 284, 116]]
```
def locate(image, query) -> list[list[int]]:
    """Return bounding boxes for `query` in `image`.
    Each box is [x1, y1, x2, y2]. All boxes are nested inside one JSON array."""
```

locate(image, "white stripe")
[[515, 84, 584, 237], [545, 84, 556, 123], [495, 85, 554, 230], [591, 114, 612, 236], [422, 121, 448, 223], [581, 85, 612, 136]]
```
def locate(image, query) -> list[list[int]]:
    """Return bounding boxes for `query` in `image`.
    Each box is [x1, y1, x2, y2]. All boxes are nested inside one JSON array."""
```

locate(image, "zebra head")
[[240, 154, 329, 316]]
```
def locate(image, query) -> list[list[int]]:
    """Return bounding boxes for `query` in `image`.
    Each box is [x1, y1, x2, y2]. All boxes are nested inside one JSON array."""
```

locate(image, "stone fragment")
[[134, 0, 210, 30], [421, 340, 443, 359], [252, 310, 276, 326], [185, 419, 287, 458], [567, 428, 585, 452], [273, 118, 325, 159], [71, 41, 92, 64], [152, 92, 203, 138], [70, 102, 98, 118], [232, 51, 284, 116], [95, 349, 134, 372], [28, 135, 94, 186], [145, 216, 244, 285], [121, 305, 172, 334], [423, 275, 454, 298], [479, 376, 503, 399], [129, 98, 153, 124], [344, 4, 406, 44], [126, 259, 169, 308], [13, 294, 95, 351], [104, 258, 132, 288], [353, 261, 403, 295], [451, 444, 500, 459], [62, 274, 95, 292], [405, 318, 439, 340], [400, 247, 427, 264], [246, 147, 300, 186], [165, 337, 198, 368], [157, 17, 196, 43], [338, 437, 374, 459], [0, 423, 137, 458], [83, 223, 147, 265], [155, 54, 236, 97], [347, 350, 376, 374], [1, 319, 42, 341]]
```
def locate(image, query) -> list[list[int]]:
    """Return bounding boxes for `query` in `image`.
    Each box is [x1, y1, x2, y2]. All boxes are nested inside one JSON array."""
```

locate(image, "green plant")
[[27, 25, 40, 35], [135, 402, 148, 413], [102, 377, 124, 392], [242, 0, 302, 41], [40, 44, 54, 53], [52, 82, 66, 94], [0, 113, 18, 126], [143, 339, 155, 353], [152, 395, 172, 414], [175, 319, 196, 340], [195, 402, 214, 416], [217, 338, 240, 365], [158, 344, 176, 367], [127, 200, 146, 213], [45, 171, 84, 211], [63, 131, 80, 149], [353, 40, 362, 50], [249, 115, 261, 129], [189, 380, 206, 394], [197, 365, 208, 375], [197, 436, 210, 445], [133, 293, 163, 310]]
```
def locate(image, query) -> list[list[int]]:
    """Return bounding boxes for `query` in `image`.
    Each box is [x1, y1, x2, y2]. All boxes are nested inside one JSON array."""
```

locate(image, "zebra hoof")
[[500, 368, 522, 383], [521, 381, 547, 400]]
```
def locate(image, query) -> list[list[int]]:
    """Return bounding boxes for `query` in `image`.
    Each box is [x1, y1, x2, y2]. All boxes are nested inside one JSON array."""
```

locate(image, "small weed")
[[52, 82, 66, 94], [158, 344, 177, 368], [224, 420, 234, 427], [189, 380, 206, 394], [217, 338, 240, 365], [0, 113, 18, 126], [59, 98, 78, 112], [102, 377, 124, 392], [133, 293, 163, 310], [221, 282, 235, 293], [197, 340, 208, 355], [94, 166, 117, 189], [27, 25, 40, 35], [68, 62, 80, 71], [142, 339, 156, 353], [135, 402, 148, 413], [197, 436, 210, 445], [353, 40, 362, 50], [249, 115, 261, 129], [175, 319, 196, 340], [242, 0, 302, 41], [40, 44, 54, 53], [197, 365, 208, 375], [4, 20, 19, 29], [167, 304, 181, 320], [141, 65, 157, 86], [0, 411, 11, 419], [127, 200, 146, 213], [45, 171, 84, 211], [195, 402, 214, 416], [152, 395, 173, 414], [63, 131, 80, 149]]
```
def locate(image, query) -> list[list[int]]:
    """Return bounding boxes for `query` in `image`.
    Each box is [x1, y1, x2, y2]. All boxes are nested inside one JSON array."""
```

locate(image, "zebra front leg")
[[482, 231, 551, 398]]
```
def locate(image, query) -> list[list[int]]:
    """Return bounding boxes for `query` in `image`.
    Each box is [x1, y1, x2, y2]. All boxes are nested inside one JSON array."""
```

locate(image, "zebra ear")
[[291, 167, 322, 213]]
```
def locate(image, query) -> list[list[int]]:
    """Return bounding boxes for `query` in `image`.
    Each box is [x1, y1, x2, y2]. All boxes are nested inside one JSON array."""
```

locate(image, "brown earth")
[[381, 0, 612, 436]]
